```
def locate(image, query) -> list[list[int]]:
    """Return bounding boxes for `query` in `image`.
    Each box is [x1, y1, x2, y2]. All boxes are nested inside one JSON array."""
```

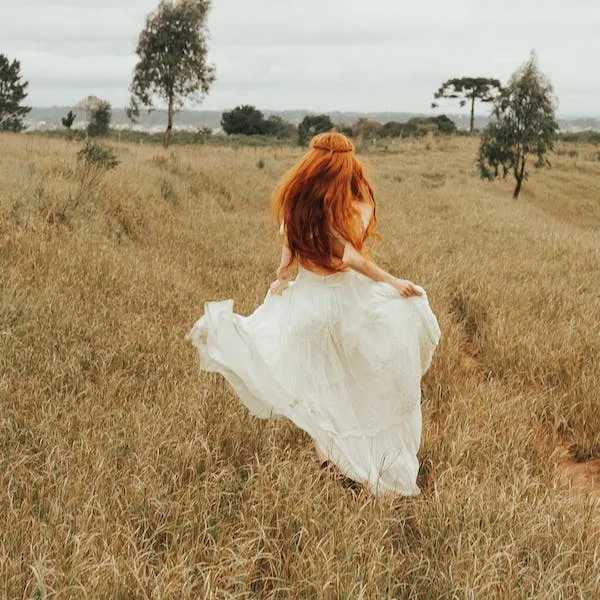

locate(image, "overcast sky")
[[1, 0, 599, 116]]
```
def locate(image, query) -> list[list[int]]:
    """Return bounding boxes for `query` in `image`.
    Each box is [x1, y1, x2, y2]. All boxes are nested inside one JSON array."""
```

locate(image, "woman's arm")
[[270, 224, 296, 295], [342, 243, 422, 297]]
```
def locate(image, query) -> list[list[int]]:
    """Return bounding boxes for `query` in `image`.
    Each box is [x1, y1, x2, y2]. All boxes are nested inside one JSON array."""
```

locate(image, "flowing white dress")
[[187, 263, 441, 496]]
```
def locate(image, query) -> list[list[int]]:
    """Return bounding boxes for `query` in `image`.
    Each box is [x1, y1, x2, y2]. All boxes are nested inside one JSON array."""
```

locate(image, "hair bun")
[[310, 131, 354, 153]]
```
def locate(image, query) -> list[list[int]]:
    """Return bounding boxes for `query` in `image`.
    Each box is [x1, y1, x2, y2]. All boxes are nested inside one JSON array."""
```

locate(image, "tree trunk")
[[469, 96, 475, 133], [164, 98, 174, 149], [513, 155, 526, 199]]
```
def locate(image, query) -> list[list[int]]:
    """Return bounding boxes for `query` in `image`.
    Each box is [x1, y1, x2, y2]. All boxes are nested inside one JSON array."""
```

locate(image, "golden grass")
[[1, 133, 599, 598]]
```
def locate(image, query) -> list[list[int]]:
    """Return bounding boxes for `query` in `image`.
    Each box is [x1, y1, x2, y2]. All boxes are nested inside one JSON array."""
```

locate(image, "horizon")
[[26, 105, 600, 121]]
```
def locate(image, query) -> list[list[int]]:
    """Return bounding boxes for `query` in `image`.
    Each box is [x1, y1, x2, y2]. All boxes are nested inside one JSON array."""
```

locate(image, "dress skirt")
[[187, 267, 441, 495]]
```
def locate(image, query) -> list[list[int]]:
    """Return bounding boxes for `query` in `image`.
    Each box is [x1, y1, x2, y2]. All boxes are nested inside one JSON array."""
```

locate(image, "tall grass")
[[1, 133, 599, 598]]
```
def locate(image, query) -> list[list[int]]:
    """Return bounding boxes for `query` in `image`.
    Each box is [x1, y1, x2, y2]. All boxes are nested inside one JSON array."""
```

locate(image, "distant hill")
[[24, 106, 600, 133]]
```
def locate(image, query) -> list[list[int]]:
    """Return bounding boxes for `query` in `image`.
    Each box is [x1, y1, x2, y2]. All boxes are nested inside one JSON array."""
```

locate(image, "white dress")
[[187, 264, 441, 496]]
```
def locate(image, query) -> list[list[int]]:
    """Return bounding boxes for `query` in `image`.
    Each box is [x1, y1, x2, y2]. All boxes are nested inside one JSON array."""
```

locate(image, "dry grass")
[[1, 132, 599, 598]]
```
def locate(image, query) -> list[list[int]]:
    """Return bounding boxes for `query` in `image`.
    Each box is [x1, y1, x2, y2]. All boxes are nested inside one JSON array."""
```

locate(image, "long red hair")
[[271, 131, 379, 271]]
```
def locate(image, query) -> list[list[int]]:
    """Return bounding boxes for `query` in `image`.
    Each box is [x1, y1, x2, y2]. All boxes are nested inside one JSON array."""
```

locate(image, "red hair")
[[271, 131, 379, 272]]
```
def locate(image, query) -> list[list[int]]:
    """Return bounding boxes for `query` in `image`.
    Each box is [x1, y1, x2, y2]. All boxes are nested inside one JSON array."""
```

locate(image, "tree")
[[352, 118, 383, 141], [75, 96, 111, 137], [399, 116, 457, 138], [87, 101, 111, 137], [432, 115, 457, 134], [298, 114, 334, 145], [0, 54, 31, 132], [477, 54, 558, 200], [381, 121, 404, 138], [220, 107, 296, 137], [128, 0, 216, 148], [263, 115, 296, 139], [62, 110, 77, 130], [432, 77, 501, 132], [221, 105, 267, 135]]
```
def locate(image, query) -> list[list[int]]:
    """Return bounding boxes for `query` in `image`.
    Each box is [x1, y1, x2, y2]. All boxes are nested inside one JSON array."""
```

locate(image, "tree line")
[[220, 107, 458, 142], [0, 0, 560, 199]]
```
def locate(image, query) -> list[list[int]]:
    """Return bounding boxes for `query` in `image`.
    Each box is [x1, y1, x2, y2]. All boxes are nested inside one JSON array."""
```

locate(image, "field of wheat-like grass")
[[1, 133, 599, 598]]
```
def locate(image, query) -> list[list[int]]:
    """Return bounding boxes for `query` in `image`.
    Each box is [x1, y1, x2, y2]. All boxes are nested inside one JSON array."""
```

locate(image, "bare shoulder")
[[352, 200, 373, 230]]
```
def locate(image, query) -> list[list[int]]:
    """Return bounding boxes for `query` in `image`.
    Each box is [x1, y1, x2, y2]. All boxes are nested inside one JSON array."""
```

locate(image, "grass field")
[[1, 133, 599, 598]]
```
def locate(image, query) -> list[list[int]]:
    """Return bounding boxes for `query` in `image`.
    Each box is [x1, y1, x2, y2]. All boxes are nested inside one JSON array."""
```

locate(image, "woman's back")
[[272, 132, 378, 276], [298, 200, 374, 275]]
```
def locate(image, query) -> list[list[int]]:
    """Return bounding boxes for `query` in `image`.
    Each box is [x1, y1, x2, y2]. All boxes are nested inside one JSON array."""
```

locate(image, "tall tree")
[[128, 0, 216, 148], [432, 77, 501, 132], [477, 54, 558, 200], [0, 54, 31, 132]]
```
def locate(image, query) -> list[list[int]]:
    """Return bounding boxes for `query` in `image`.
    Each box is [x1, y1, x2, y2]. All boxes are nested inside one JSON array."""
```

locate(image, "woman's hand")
[[392, 278, 423, 298], [269, 278, 290, 296]]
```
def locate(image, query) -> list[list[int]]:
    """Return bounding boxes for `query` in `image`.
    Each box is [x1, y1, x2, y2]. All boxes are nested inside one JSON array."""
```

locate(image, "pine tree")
[[432, 77, 501, 132], [0, 54, 31, 132]]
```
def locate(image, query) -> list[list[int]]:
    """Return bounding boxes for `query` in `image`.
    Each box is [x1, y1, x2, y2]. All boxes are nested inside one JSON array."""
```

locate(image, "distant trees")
[[478, 54, 558, 199], [377, 116, 457, 138], [0, 54, 31, 132], [298, 114, 334, 145], [220, 106, 295, 137], [219, 111, 457, 142], [432, 77, 501, 132], [401, 115, 457, 137], [128, 0, 216, 148]]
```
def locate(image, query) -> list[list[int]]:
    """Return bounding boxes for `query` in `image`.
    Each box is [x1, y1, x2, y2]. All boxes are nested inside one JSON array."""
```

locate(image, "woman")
[[187, 132, 440, 495]]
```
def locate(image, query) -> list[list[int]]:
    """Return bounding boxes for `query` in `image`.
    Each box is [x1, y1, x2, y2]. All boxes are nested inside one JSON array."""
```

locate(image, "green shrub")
[[77, 141, 120, 170]]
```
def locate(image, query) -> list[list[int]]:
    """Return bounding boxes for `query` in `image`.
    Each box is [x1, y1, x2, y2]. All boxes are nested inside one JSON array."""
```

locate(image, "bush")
[[77, 142, 120, 170], [73, 142, 120, 207], [46, 142, 119, 224]]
